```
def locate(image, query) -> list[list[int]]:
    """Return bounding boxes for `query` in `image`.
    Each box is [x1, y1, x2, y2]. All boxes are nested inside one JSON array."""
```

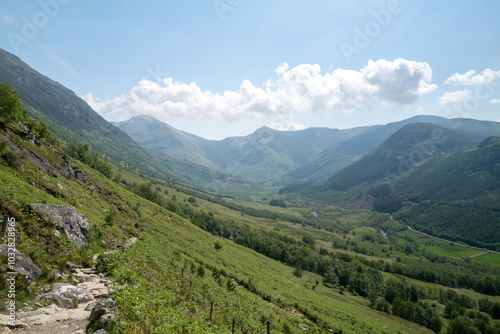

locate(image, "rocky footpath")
[[0, 265, 117, 334]]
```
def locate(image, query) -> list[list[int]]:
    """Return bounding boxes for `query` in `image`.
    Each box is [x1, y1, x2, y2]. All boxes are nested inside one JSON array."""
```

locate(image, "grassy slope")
[[0, 129, 433, 333]]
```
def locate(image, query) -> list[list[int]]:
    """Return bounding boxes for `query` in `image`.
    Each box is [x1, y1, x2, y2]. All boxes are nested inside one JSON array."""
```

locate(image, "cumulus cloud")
[[439, 89, 472, 105], [445, 68, 500, 86], [84, 58, 437, 122], [268, 115, 305, 131], [490, 99, 500, 104]]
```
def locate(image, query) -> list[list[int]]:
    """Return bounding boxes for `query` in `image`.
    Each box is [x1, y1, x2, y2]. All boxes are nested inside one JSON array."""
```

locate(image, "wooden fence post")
[[209, 301, 213, 320], [232, 318, 235, 334]]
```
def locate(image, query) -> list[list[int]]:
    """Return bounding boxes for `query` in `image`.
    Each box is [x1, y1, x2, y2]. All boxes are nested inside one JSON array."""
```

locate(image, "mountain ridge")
[[327, 122, 478, 191], [114, 114, 376, 184]]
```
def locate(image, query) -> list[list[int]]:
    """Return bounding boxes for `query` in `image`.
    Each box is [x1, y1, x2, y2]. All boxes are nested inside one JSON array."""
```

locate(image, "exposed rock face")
[[31, 204, 92, 248], [89, 298, 117, 332], [37, 283, 94, 309], [0, 244, 42, 280]]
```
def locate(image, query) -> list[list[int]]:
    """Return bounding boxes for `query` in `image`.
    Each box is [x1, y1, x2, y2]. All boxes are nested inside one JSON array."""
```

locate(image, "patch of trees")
[[179, 208, 499, 331], [369, 184, 402, 213], [278, 182, 311, 195], [394, 198, 500, 251], [119, 176, 500, 331], [269, 199, 287, 207], [478, 299, 500, 319], [176, 187, 315, 227]]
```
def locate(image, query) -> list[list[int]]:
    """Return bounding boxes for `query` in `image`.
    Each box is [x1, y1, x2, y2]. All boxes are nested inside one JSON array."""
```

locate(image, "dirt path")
[[1, 237, 138, 334], [0, 267, 112, 334]]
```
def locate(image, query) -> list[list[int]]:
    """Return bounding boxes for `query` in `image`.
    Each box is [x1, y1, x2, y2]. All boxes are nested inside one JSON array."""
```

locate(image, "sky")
[[1, 1, 500, 140]]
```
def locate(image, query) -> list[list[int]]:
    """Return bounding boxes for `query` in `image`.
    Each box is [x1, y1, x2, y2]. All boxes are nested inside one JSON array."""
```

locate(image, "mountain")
[[327, 122, 477, 191], [112, 115, 217, 169], [284, 115, 500, 184], [115, 115, 374, 184], [394, 136, 500, 250], [0, 48, 170, 179]]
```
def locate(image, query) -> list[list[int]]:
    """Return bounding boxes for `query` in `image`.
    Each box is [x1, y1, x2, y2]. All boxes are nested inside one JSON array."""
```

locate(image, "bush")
[[293, 265, 303, 278], [0, 146, 21, 167], [25, 118, 48, 139], [0, 81, 27, 123]]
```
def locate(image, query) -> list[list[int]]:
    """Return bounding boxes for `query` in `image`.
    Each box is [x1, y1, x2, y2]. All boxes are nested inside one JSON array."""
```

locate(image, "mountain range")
[[3, 46, 500, 332], [115, 114, 500, 187], [3, 46, 499, 194]]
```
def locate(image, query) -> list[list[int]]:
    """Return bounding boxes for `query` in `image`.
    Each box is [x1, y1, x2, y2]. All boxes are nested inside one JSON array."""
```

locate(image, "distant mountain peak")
[[131, 114, 160, 122]]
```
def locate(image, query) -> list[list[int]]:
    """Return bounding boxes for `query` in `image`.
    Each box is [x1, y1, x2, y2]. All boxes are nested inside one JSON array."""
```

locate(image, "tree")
[[293, 265, 303, 278], [492, 302, 500, 319], [447, 318, 472, 334], [0, 81, 26, 123], [26, 118, 48, 138]]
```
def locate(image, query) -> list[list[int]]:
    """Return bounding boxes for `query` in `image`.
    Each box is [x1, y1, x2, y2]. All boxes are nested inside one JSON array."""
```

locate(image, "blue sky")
[[1, 0, 500, 139]]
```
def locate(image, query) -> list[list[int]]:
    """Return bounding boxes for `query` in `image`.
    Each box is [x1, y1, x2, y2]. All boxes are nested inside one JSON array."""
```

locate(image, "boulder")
[[0, 244, 42, 280], [89, 298, 117, 331], [31, 204, 92, 248], [37, 283, 94, 309], [93, 330, 109, 334]]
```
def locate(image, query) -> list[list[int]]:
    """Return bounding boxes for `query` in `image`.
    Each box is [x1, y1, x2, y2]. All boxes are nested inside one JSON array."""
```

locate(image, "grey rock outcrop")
[[88, 298, 117, 332], [0, 244, 42, 280], [37, 283, 94, 309], [31, 204, 92, 248]]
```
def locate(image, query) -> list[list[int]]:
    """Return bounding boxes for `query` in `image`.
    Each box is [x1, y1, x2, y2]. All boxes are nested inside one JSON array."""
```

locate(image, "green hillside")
[[113, 115, 218, 170], [283, 116, 500, 186], [394, 136, 500, 250], [0, 48, 171, 180], [327, 123, 476, 191], [0, 85, 441, 334]]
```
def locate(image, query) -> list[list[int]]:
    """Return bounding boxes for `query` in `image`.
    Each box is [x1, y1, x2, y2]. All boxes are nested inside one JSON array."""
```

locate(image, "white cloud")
[[275, 62, 289, 75], [439, 89, 472, 105], [490, 99, 500, 104], [268, 115, 305, 131], [445, 68, 500, 86], [84, 58, 437, 122]]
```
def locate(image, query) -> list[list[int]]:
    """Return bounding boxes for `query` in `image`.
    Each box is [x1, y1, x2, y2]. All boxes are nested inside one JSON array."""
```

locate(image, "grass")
[[107, 212, 433, 334], [0, 131, 435, 334], [473, 252, 500, 266], [2, 127, 500, 333]]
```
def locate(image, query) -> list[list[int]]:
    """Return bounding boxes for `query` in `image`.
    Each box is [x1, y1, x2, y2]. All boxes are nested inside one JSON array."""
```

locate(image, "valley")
[[1, 47, 500, 334]]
